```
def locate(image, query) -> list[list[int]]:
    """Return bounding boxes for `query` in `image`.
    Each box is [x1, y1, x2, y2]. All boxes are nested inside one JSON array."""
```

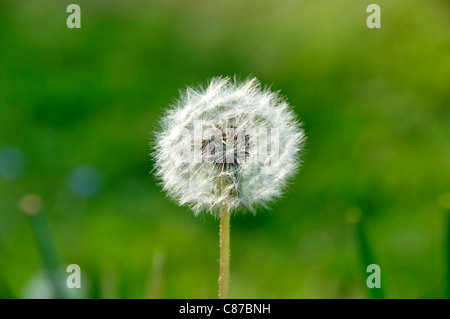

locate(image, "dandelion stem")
[[219, 204, 230, 299]]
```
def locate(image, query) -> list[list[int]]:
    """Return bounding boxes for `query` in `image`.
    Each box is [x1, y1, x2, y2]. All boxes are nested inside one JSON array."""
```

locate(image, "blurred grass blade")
[[0, 269, 15, 298], [20, 194, 67, 299], [357, 219, 384, 299], [446, 209, 450, 299], [347, 207, 385, 299], [28, 212, 67, 299], [101, 267, 118, 299], [146, 251, 165, 299], [0, 239, 16, 298], [438, 193, 450, 299]]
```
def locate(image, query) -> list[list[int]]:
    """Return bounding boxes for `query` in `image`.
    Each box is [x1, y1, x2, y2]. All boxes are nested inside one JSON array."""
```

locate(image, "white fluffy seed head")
[[152, 76, 306, 216]]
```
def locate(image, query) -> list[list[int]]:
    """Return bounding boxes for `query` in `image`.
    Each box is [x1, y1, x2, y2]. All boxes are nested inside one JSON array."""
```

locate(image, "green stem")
[[219, 204, 230, 299], [356, 219, 385, 299], [446, 210, 450, 299], [29, 212, 67, 299]]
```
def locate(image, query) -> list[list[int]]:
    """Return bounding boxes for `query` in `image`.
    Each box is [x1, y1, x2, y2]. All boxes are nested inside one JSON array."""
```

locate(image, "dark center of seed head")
[[201, 125, 250, 170]]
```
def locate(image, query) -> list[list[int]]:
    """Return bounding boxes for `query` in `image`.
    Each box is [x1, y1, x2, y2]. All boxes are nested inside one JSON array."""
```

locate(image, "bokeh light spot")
[[19, 194, 44, 215], [0, 147, 26, 180], [439, 193, 450, 210], [67, 165, 103, 198], [345, 207, 362, 224]]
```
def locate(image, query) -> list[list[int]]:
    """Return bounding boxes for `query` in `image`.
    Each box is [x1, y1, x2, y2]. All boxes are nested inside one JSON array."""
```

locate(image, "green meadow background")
[[0, 0, 449, 298]]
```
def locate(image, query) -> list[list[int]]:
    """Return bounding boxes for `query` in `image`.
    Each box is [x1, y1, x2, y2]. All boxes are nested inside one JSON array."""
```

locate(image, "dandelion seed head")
[[152, 76, 306, 216]]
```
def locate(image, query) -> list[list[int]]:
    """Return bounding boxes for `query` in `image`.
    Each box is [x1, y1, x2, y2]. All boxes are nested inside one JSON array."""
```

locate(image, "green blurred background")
[[0, 0, 449, 299]]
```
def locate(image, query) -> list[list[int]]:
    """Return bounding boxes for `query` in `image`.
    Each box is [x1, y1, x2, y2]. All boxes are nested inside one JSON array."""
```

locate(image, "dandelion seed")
[[153, 76, 305, 215], [151, 76, 306, 298]]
